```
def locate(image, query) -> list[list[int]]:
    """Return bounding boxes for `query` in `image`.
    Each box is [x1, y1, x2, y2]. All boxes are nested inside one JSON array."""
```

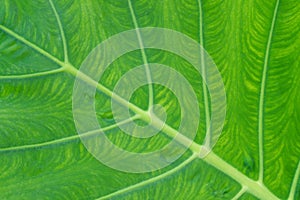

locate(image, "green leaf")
[[0, 0, 299, 199]]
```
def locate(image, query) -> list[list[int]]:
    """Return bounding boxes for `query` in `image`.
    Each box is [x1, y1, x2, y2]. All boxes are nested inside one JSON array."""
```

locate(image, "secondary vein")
[[197, 0, 211, 148], [0, 25, 65, 68], [231, 186, 247, 200], [258, 0, 280, 183], [49, 0, 69, 63], [0, 68, 64, 80], [288, 161, 300, 200], [0, 117, 135, 153], [96, 154, 198, 200], [127, 0, 154, 109]]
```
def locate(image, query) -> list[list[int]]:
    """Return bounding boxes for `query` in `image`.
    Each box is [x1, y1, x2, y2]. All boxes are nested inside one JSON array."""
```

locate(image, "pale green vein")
[[231, 186, 247, 200], [197, 0, 211, 147], [288, 161, 300, 200], [0, 117, 136, 153], [258, 0, 280, 183], [0, 68, 64, 79], [127, 0, 154, 109], [97, 154, 198, 200], [49, 0, 69, 63], [0, 25, 65, 68]]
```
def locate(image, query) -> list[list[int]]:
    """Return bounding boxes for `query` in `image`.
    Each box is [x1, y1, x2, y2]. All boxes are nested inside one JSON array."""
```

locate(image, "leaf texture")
[[0, 0, 299, 199]]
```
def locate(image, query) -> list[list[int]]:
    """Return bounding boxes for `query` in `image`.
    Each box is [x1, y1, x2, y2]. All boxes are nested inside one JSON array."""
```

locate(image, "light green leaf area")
[[0, 0, 299, 199]]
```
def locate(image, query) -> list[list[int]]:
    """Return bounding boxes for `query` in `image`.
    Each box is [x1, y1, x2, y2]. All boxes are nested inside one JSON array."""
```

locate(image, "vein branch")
[[288, 161, 300, 200], [0, 68, 64, 80], [0, 25, 65, 68], [97, 154, 197, 200], [48, 0, 69, 63], [197, 0, 211, 147], [258, 0, 280, 183], [231, 186, 247, 200], [127, 0, 154, 109], [0, 117, 136, 153]]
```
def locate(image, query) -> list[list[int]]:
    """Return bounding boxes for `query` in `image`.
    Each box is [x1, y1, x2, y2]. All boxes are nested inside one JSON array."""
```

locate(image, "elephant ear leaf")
[[0, 0, 299, 200]]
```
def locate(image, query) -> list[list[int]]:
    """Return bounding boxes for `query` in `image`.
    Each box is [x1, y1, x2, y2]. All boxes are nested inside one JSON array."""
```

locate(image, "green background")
[[0, 0, 299, 199]]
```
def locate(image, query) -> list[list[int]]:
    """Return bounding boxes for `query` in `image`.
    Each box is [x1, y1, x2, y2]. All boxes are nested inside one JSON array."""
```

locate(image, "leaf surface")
[[0, 0, 299, 199]]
